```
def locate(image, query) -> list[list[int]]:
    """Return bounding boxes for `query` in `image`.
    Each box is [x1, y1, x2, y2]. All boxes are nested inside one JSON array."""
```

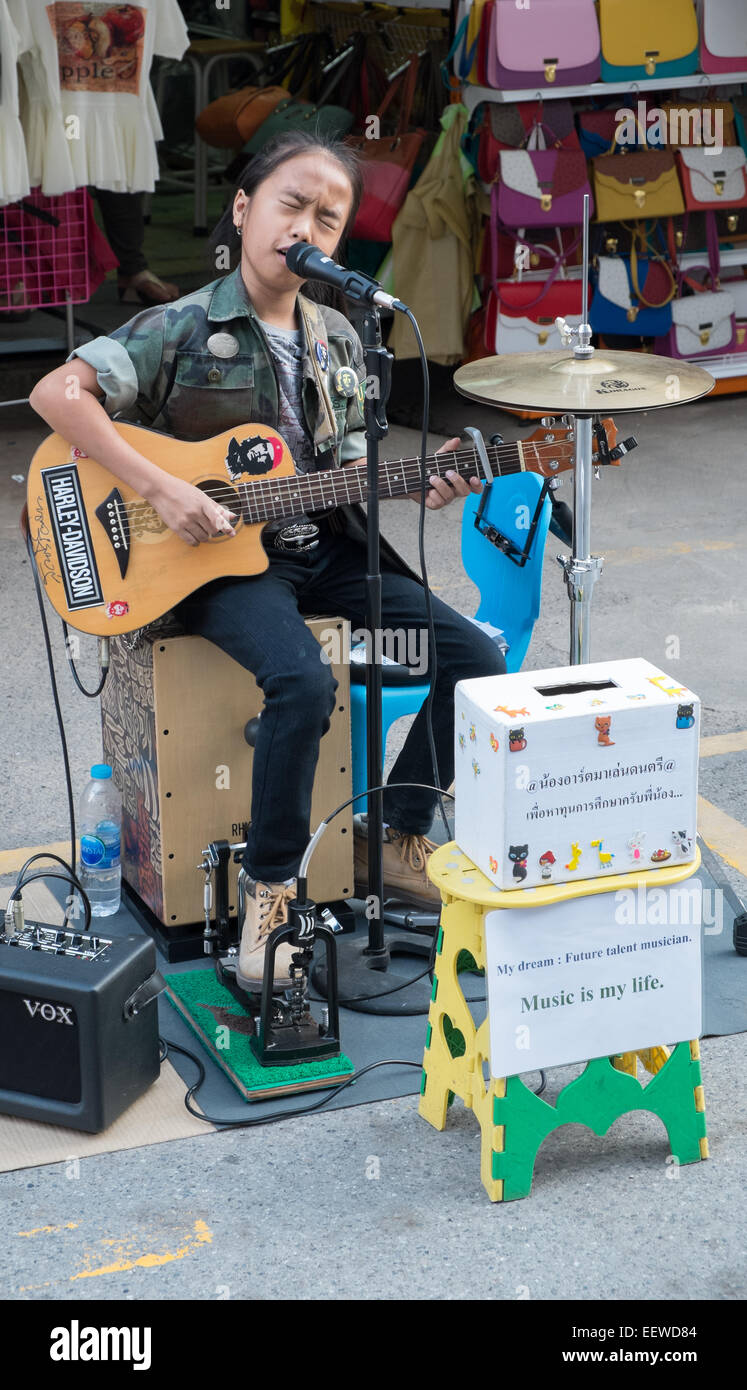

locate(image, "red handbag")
[[476, 0, 495, 86], [675, 147, 747, 212], [346, 57, 425, 242], [485, 277, 586, 353], [478, 101, 580, 183]]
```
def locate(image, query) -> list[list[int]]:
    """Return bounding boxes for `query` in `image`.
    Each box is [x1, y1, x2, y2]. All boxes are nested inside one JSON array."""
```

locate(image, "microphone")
[[284, 242, 407, 312]]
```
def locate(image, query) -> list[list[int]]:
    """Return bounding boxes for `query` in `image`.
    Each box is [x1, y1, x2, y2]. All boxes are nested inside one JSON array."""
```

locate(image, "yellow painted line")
[[69, 1219, 213, 1281], [698, 795, 747, 879], [18, 1223, 79, 1237], [699, 731, 747, 758], [0, 840, 71, 875], [603, 538, 738, 565]]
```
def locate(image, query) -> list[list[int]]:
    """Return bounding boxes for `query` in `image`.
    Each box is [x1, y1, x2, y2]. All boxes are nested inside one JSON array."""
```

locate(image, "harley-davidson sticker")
[[41, 464, 103, 610]]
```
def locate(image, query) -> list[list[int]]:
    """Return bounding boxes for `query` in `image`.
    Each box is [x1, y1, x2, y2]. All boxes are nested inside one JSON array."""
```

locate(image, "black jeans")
[[174, 531, 506, 882]]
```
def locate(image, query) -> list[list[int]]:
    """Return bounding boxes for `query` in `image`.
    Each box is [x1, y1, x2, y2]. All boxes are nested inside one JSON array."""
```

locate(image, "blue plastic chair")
[[349, 472, 552, 812]]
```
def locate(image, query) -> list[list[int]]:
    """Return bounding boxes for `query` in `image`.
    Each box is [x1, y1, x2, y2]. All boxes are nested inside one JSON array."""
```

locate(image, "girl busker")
[[30, 132, 506, 991]]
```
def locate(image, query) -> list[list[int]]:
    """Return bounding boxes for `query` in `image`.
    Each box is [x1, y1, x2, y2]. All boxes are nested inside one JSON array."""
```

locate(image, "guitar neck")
[[237, 440, 531, 525]]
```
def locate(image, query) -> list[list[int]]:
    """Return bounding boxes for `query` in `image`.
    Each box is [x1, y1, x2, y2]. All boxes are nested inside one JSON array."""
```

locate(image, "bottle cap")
[[90, 764, 113, 779]]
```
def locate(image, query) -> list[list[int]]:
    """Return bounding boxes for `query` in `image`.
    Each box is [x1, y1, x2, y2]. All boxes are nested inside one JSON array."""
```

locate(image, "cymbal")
[[453, 350, 715, 413]]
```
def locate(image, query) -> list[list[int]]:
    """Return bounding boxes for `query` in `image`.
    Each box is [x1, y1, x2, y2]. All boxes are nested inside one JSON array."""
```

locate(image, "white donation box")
[[454, 658, 699, 891]]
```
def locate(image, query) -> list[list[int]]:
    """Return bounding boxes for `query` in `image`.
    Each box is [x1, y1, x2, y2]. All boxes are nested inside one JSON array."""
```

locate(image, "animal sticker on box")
[[676, 703, 695, 728], [627, 831, 646, 863], [591, 838, 615, 868], [508, 845, 528, 881], [566, 841, 582, 871], [538, 850, 556, 880], [594, 715, 615, 745]]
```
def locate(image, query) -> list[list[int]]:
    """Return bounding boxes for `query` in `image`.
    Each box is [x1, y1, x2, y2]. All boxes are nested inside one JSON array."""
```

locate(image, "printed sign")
[[485, 879, 702, 1076], [41, 464, 103, 611], [49, 3, 146, 95]]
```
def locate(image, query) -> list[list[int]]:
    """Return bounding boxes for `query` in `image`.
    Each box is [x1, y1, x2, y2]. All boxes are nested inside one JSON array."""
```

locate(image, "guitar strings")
[[119, 436, 587, 523]]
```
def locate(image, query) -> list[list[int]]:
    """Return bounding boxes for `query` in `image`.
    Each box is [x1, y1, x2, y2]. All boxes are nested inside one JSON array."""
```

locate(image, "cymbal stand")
[[554, 193, 603, 666]]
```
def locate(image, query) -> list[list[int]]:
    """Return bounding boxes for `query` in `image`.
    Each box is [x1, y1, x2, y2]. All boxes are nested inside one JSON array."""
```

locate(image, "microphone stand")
[[360, 303, 389, 966], [312, 304, 434, 1014]]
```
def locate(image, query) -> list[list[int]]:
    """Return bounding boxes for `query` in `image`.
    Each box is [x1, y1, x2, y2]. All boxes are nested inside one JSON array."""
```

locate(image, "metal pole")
[[557, 193, 603, 664]]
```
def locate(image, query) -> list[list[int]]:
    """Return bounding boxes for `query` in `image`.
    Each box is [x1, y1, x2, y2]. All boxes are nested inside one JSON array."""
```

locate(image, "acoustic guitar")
[[25, 417, 623, 637]]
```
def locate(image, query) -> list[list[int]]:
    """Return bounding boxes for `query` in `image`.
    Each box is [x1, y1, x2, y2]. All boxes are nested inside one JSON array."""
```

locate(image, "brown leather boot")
[[236, 876, 299, 992], [353, 819, 442, 910]]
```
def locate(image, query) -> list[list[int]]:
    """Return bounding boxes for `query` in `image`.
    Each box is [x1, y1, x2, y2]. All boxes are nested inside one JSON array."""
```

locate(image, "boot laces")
[[390, 831, 438, 873], [256, 883, 297, 938]]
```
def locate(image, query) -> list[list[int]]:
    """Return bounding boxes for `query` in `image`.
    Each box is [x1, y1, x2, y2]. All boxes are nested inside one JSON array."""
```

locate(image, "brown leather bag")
[[195, 85, 289, 150]]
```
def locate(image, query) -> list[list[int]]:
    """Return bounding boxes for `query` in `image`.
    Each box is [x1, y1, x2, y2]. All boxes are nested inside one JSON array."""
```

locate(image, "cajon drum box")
[[101, 618, 354, 929]]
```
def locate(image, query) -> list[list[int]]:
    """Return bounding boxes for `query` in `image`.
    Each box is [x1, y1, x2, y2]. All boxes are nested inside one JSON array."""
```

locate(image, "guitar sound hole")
[[195, 480, 242, 536]]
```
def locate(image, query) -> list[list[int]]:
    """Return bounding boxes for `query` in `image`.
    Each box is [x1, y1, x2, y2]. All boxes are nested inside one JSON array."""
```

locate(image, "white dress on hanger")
[[10, 0, 189, 195], [0, 0, 31, 204]]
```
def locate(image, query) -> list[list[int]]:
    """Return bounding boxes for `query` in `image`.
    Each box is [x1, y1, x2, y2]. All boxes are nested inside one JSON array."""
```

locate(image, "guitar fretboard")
[[236, 441, 538, 525]]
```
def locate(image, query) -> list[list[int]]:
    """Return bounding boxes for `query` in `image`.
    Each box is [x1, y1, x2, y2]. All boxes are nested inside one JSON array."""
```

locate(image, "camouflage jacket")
[[71, 267, 422, 585]]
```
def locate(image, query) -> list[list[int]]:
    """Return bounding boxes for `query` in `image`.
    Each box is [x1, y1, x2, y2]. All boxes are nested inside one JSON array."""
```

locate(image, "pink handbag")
[[495, 149, 592, 228], [699, 0, 747, 74], [487, 0, 600, 89]]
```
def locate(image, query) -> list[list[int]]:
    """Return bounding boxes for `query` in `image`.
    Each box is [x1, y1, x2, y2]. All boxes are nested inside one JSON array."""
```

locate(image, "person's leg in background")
[[173, 564, 338, 987], [93, 188, 181, 305]]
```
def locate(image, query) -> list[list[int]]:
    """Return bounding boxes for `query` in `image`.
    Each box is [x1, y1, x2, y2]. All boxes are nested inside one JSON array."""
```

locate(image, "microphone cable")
[[397, 307, 452, 841]]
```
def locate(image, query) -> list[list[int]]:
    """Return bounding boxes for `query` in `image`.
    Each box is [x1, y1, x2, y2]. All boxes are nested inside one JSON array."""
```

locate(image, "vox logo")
[[22, 998, 75, 1025]]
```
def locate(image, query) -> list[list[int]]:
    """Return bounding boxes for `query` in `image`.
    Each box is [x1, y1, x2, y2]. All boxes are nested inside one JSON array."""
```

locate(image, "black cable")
[[25, 527, 78, 888], [13, 851, 80, 887], [160, 1038, 423, 1127], [159, 1035, 547, 1126], [61, 621, 109, 698], [7, 870, 92, 932], [401, 306, 451, 841]]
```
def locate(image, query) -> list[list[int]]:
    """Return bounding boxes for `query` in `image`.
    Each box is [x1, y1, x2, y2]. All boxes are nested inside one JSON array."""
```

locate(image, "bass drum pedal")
[[199, 844, 342, 1067]]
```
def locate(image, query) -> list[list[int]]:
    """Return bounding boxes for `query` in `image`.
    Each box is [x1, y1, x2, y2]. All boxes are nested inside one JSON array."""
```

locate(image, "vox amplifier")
[[0, 924, 163, 1133]]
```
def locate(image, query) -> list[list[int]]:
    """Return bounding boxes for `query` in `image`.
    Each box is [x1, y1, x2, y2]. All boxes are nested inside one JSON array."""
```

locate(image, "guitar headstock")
[[522, 416, 622, 477]]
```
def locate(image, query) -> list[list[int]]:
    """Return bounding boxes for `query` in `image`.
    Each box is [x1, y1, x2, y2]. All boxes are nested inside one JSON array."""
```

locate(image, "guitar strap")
[[296, 295, 338, 449]]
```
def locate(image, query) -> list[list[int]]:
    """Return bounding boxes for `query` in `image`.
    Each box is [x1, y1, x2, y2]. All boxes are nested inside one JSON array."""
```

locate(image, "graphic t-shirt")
[[10, 0, 189, 193], [259, 317, 322, 537]]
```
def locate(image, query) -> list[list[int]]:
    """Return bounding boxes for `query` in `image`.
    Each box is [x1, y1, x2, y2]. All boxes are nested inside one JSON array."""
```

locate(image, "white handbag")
[[670, 290, 736, 355], [677, 146, 747, 207], [495, 311, 583, 353], [721, 276, 747, 350]]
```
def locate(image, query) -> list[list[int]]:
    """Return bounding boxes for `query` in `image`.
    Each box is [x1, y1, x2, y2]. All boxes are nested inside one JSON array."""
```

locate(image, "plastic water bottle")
[[77, 764, 122, 917]]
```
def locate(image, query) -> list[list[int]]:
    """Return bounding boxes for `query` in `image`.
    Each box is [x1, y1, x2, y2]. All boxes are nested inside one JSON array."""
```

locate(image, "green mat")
[[165, 969, 354, 1103]]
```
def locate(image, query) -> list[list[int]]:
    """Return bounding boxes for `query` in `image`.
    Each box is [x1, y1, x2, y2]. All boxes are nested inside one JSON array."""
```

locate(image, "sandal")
[[118, 269, 181, 305]]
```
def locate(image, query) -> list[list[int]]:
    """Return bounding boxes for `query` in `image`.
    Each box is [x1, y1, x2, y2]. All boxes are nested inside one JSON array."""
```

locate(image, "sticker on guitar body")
[[225, 434, 284, 480], [40, 464, 103, 610]]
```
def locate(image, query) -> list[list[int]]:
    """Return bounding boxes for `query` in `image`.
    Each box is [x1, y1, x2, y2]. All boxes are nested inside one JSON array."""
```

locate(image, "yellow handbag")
[[599, 0, 699, 81], [592, 120, 686, 222]]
